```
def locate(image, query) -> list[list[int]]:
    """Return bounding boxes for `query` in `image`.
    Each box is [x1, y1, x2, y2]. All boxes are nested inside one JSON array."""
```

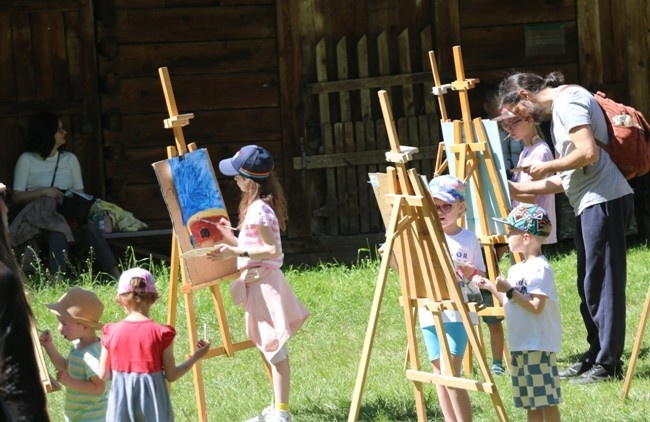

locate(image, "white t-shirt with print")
[[504, 255, 561, 353], [418, 228, 486, 327]]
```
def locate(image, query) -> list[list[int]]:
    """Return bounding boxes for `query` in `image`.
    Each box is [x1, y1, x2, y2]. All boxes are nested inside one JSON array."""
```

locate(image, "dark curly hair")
[[27, 113, 60, 159], [497, 71, 566, 108]]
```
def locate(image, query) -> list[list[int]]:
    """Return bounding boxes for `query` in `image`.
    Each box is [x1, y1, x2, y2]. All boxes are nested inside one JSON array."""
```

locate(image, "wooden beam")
[[0, 1, 78, 12], [626, 0, 650, 113], [305, 71, 433, 95], [276, 0, 310, 238], [576, 0, 603, 86], [292, 145, 438, 170]]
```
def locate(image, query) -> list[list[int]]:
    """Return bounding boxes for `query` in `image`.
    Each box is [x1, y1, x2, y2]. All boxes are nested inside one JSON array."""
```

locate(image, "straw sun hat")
[[46, 287, 104, 330]]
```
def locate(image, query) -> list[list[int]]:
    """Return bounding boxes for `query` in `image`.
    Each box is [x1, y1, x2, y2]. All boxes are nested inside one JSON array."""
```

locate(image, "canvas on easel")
[[152, 149, 237, 286], [348, 89, 507, 422]]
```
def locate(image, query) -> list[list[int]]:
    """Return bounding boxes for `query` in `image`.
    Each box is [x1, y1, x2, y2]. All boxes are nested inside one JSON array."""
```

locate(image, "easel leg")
[[209, 284, 234, 356], [167, 231, 180, 328], [184, 287, 208, 421], [622, 283, 650, 400], [347, 254, 393, 422], [348, 201, 403, 422]]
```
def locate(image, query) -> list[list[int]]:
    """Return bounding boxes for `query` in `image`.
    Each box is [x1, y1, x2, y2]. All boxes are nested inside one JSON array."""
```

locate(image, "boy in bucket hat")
[[476, 203, 562, 421], [39, 287, 109, 421]]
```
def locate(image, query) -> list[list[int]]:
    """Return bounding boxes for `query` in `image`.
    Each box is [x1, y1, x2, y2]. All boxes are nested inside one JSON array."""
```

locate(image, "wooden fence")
[[295, 25, 442, 236]]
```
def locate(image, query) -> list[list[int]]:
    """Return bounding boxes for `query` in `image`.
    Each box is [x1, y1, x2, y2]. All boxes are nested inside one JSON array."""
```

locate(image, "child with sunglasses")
[[422, 175, 486, 421]]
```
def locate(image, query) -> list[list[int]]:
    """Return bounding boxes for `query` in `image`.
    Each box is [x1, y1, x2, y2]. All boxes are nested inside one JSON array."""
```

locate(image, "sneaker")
[[267, 410, 292, 422], [245, 406, 273, 422], [559, 361, 591, 378], [569, 364, 623, 384], [491, 363, 506, 375]]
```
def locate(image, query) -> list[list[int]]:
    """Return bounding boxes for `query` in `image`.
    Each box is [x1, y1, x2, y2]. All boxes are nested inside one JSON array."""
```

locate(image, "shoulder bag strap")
[[50, 151, 61, 187]]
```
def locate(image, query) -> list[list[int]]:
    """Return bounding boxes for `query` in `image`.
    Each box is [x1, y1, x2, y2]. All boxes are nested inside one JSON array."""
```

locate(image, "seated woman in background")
[[10, 113, 120, 279]]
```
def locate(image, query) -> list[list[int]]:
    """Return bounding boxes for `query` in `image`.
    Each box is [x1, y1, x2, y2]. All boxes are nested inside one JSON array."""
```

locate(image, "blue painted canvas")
[[169, 149, 230, 248]]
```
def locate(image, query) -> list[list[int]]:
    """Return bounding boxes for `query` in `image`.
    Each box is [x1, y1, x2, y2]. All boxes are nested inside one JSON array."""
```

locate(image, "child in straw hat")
[[40, 286, 108, 421]]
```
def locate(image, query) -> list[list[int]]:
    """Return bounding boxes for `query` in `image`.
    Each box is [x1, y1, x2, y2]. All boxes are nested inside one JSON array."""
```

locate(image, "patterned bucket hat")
[[493, 203, 551, 237]]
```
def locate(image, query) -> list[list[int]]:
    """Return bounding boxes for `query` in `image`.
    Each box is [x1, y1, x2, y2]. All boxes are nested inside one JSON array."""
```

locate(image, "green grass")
[[28, 243, 650, 421]]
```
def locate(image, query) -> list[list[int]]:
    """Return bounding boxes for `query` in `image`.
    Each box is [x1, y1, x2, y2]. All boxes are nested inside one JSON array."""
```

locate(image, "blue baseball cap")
[[218, 145, 274, 180], [428, 175, 466, 203], [493, 203, 551, 237]]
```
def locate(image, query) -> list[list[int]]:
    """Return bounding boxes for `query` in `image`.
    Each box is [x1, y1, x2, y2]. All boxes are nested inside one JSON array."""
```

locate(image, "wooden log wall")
[[95, 0, 283, 229]]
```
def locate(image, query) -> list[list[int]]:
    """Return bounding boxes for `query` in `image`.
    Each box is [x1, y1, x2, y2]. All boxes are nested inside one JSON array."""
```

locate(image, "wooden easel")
[[31, 321, 59, 393], [429, 47, 518, 372], [621, 285, 650, 400], [348, 89, 507, 422], [158, 67, 265, 422]]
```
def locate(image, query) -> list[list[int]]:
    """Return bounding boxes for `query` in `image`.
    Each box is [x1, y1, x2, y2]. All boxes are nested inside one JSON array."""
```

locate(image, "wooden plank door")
[[0, 0, 102, 196]]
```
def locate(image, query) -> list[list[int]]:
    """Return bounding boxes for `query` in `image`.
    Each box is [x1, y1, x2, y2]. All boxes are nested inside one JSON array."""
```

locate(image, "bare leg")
[[527, 408, 543, 422], [488, 322, 505, 364], [272, 356, 290, 405], [542, 406, 560, 422], [432, 356, 472, 422]]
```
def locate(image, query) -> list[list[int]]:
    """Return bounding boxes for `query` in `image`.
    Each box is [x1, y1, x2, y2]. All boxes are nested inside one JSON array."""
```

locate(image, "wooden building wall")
[[96, 0, 283, 230], [286, 0, 650, 252], [1, 0, 648, 261]]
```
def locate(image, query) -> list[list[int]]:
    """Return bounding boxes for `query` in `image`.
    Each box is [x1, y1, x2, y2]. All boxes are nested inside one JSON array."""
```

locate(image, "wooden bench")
[[104, 229, 173, 261]]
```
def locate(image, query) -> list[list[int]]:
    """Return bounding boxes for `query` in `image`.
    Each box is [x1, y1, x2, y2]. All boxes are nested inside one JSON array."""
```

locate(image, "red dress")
[[101, 319, 176, 421]]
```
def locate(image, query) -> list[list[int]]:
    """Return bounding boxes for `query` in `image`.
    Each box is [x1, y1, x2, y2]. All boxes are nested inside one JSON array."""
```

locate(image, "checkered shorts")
[[510, 351, 562, 410]]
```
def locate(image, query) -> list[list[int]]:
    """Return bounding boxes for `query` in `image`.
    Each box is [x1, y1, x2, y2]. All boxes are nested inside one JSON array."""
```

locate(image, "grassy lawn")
[[28, 242, 650, 421]]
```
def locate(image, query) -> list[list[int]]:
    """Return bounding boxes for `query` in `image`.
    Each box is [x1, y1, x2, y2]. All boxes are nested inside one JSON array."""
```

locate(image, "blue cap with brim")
[[218, 145, 274, 180]]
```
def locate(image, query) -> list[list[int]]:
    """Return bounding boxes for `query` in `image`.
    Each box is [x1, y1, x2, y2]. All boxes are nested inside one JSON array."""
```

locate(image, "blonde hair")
[[119, 276, 159, 309]]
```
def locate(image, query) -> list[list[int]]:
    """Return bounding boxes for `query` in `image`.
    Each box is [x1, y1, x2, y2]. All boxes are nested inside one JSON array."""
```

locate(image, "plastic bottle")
[[93, 199, 105, 233]]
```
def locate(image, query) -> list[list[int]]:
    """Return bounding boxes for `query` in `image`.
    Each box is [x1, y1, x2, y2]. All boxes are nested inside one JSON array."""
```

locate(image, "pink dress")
[[229, 199, 309, 363]]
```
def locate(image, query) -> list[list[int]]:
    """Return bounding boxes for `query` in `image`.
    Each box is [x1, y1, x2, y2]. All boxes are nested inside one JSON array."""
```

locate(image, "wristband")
[[506, 287, 515, 300]]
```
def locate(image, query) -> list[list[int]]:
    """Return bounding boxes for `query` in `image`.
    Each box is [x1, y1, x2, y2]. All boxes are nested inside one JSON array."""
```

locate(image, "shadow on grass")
[[296, 396, 442, 422], [556, 352, 583, 366]]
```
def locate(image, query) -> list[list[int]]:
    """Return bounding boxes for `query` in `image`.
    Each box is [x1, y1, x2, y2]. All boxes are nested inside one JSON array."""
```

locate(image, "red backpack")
[[592, 91, 650, 180]]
